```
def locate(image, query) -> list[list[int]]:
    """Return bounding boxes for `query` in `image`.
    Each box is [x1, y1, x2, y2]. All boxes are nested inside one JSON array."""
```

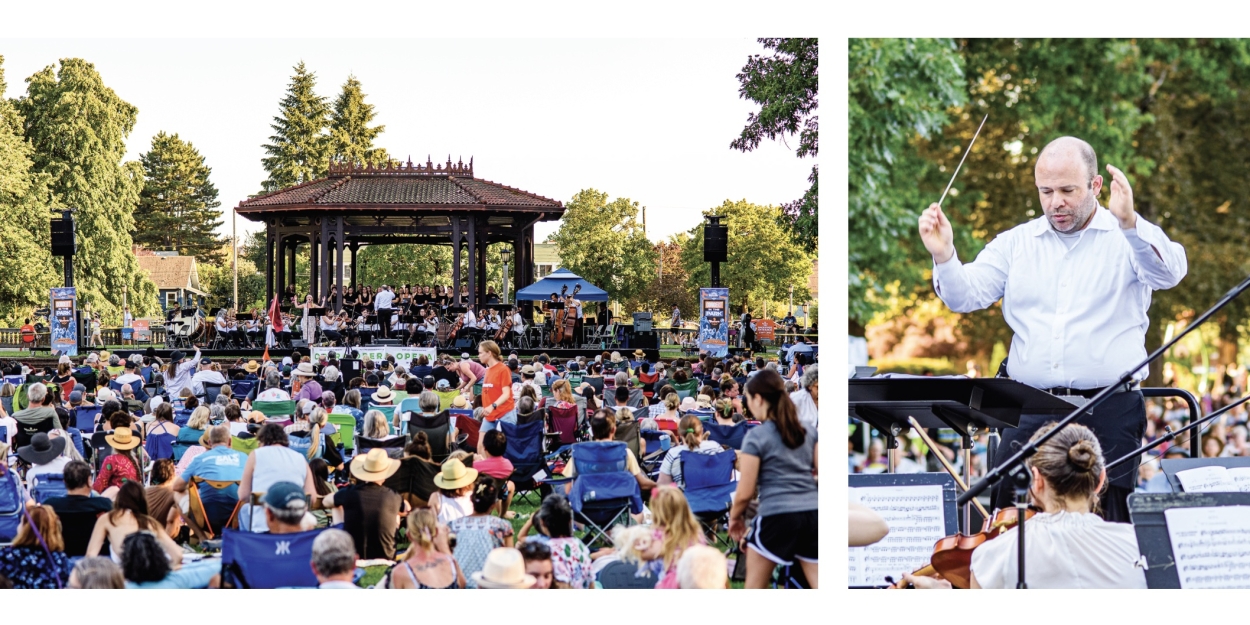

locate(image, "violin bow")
[[908, 417, 991, 520], [937, 114, 988, 208]]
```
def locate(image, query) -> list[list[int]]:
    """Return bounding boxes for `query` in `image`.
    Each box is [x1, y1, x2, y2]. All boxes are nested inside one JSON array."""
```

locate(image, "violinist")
[[320, 308, 343, 346], [903, 422, 1146, 590], [510, 306, 526, 342], [245, 311, 262, 347]]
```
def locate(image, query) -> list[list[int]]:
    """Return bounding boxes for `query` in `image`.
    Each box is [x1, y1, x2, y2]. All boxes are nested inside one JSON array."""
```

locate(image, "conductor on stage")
[[918, 136, 1188, 522]]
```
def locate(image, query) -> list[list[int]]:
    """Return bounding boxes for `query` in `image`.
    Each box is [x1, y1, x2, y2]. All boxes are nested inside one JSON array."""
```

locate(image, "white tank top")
[[251, 445, 308, 495]]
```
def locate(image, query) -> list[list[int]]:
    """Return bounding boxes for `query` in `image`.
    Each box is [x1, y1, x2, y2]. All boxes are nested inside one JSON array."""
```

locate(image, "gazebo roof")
[[236, 157, 564, 220]]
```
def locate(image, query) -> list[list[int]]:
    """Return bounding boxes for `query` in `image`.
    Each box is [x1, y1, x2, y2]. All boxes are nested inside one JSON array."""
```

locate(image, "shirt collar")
[[1031, 205, 1115, 236]]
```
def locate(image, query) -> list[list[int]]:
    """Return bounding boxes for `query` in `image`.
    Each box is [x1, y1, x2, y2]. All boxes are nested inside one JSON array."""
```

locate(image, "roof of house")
[[136, 255, 205, 295]]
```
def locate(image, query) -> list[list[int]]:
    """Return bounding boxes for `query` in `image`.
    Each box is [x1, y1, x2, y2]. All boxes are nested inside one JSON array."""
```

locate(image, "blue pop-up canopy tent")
[[515, 268, 609, 302]]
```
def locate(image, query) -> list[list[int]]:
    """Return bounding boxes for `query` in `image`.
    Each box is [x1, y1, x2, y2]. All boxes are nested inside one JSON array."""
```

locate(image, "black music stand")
[[1128, 492, 1250, 589], [849, 377, 1069, 533]]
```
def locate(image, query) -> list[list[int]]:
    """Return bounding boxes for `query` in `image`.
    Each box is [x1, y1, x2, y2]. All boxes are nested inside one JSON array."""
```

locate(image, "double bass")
[[495, 309, 514, 342], [561, 284, 581, 346], [552, 285, 569, 345]]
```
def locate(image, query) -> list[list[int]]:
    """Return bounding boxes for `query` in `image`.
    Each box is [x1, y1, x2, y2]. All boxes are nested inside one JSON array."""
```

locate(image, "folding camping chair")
[[202, 381, 226, 405], [73, 405, 103, 433], [368, 404, 396, 423], [187, 476, 242, 541], [502, 417, 549, 508], [546, 403, 580, 447], [453, 410, 481, 453], [598, 559, 659, 589], [566, 441, 643, 548], [681, 449, 738, 549], [355, 435, 406, 458], [704, 421, 756, 450], [252, 400, 297, 421], [408, 411, 453, 462], [327, 413, 357, 455], [230, 380, 256, 400], [220, 527, 325, 588]]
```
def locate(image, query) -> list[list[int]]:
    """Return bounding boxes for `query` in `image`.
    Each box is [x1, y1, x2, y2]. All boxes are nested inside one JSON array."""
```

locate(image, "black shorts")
[[746, 510, 818, 566]]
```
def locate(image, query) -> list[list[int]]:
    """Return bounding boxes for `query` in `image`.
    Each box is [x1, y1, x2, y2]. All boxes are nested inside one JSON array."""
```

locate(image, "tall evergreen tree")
[[260, 61, 330, 193], [135, 132, 225, 264], [0, 55, 59, 325], [15, 58, 160, 323], [329, 75, 388, 166]]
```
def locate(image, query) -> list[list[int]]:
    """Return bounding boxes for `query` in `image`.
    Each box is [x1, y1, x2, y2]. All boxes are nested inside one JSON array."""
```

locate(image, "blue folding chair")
[[704, 421, 754, 450], [358, 387, 377, 405], [110, 379, 148, 403], [203, 382, 226, 405], [220, 527, 326, 589], [73, 405, 103, 432], [502, 418, 549, 507], [32, 473, 68, 504], [174, 409, 194, 427], [230, 380, 256, 400], [681, 449, 738, 548], [65, 427, 85, 459], [140, 366, 154, 384], [567, 441, 642, 547]]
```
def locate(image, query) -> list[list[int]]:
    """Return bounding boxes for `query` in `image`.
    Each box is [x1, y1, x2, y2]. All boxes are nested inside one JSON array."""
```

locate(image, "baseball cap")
[[200, 358, 212, 366], [436, 379, 450, 389], [264, 481, 308, 511]]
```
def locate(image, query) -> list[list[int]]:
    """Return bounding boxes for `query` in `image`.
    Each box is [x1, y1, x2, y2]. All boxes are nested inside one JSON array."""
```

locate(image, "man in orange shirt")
[[477, 340, 515, 442]]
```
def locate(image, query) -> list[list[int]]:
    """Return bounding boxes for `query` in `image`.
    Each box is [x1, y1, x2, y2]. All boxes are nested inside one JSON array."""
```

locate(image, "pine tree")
[[0, 55, 59, 325], [329, 75, 389, 166], [260, 61, 330, 193], [135, 132, 225, 264], [15, 58, 160, 323]]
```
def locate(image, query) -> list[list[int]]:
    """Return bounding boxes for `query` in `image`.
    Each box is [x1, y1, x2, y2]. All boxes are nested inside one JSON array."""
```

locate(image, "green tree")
[[550, 189, 657, 304], [680, 199, 812, 312], [357, 244, 454, 289], [732, 38, 819, 253], [260, 61, 330, 193], [0, 55, 58, 325], [135, 132, 226, 264], [634, 233, 697, 320], [848, 38, 966, 332], [329, 75, 388, 166], [15, 58, 160, 324]]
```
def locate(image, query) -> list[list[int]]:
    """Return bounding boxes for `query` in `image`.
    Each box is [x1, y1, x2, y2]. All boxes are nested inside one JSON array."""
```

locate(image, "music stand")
[[235, 313, 253, 321], [848, 473, 959, 588], [1128, 492, 1250, 589], [849, 377, 1069, 533], [1160, 457, 1250, 492], [309, 308, 326, 317]]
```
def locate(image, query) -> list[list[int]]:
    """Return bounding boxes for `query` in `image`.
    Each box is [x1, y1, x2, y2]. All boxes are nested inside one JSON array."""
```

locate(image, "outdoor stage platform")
[[94, 346, 663, 364]]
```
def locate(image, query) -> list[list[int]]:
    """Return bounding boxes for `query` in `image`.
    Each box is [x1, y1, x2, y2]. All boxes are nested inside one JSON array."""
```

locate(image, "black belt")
[[1044, 381, 1139, 398]]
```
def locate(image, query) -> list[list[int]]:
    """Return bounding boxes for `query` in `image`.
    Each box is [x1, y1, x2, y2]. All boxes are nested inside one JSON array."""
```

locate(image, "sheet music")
[[1227, 468, 1250, 492], [1175, 466, 1239, 493], [1166, 505, 1250, 588], [848, 485, 946, 587]]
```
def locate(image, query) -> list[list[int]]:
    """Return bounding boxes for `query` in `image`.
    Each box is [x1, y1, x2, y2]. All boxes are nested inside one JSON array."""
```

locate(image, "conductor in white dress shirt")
[[374, 285, 395, 340], [918, 136, 1188, 522]]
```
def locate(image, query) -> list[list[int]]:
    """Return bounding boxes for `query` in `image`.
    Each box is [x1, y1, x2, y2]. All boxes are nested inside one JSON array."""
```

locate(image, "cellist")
[[903, 422, 1146, 589]]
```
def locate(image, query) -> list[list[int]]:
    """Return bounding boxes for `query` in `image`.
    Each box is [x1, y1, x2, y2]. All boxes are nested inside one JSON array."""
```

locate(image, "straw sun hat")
[[472, 548, 537, 589], [105, 427, 141, 451], [349, 448, 401, 483], [433, 458, 478, 490]]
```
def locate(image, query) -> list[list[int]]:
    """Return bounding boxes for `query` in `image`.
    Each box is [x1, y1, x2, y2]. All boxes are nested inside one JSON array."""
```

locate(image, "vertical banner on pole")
[[50, 287, 78, 357], [698, 287, 729, 358]]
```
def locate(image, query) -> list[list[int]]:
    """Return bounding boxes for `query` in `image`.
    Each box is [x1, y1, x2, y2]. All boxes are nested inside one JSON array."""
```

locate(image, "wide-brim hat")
[[169, 350, 185, 363], [105, 427, 141, 451], [373, 385, 394, 401], [433, 458, 478, 490], [295, 362, 316, 377], [244, 360, 260, 373], [633, 349, 646, 358], [679, 397, 698, 412], [350, 448, 400, 482], [471, 548, 537, 589], [696, 394, 713, 409], [452, 395, 470, 408], [17, 433, 67, 465]]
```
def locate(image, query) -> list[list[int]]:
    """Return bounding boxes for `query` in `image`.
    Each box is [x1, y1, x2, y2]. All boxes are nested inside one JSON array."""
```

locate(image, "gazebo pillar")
[[287, 242, 297, 299], [335, 217, 345, 311], [476, 229, 487, 306], [452, 217, 462, 308], [309, 230, 320, 301], [276, 234, 287, 304], [466, 217, 477, 310], [319, 217, 330, 303], [265, 228, 275, 305], [349, 242, 359, 290]]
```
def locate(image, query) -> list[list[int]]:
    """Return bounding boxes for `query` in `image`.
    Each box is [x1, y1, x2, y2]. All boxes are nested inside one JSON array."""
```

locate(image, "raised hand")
[[1105, 164, 1136, 229], [918, 203, 955, 263]]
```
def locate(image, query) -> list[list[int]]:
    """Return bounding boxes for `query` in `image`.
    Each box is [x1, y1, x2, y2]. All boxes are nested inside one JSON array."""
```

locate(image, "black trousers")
[[377, 309, 393, 339], [990, 389, 1145, 523]]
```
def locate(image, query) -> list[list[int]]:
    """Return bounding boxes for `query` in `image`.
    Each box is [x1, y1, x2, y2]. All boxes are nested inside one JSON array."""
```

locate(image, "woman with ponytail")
[[905, 422, 1148, 589], [728, 368, 818, 589], [657, 415, 724, 489], [388, 508, 465, 589]]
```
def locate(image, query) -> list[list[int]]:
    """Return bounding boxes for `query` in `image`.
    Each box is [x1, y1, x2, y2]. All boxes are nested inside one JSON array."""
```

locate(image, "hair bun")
[[1067, 440, 1098, 472]]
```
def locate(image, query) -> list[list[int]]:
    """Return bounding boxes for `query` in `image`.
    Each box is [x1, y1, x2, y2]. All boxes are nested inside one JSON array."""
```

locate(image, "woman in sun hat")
[[428, 457, 478, 525], [472, 547, 537, 589], [314, 448, 404, 559], [18, 432, 70, 489], [292, 362, 322, 404], [92, 426, 147, 498]]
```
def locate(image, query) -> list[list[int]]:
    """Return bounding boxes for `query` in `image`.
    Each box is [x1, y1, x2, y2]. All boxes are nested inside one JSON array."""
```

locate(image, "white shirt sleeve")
[[931, 234, 1012, 313], [1121, 216, 1187, 290]]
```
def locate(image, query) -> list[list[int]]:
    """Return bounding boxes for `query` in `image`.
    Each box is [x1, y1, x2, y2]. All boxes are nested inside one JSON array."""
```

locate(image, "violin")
[[888, 505, 1039, 589]]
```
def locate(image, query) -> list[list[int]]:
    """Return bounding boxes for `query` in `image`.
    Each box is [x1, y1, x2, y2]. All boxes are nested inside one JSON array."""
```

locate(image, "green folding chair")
[[327, 413, 357, 452], [369, 404, 397, 421], [672, 380, 699, 400], [252, 400, 297, 420]]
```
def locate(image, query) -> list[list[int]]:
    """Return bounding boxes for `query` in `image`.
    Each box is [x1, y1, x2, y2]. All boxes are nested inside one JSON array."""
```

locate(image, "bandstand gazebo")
[[236, 157, 565, 313]]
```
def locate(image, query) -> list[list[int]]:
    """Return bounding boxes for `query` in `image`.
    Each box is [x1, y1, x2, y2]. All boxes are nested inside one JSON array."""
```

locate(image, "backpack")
[[0, 467, 24, 541], [32, 473, 68, 504]]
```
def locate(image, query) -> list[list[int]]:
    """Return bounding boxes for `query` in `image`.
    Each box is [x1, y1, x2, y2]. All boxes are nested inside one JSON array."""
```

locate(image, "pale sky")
[[1, 38, 812, 245]]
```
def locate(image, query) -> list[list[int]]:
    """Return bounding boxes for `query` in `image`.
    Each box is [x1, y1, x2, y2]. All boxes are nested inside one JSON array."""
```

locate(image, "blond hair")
[[651, 487, 701, 569]]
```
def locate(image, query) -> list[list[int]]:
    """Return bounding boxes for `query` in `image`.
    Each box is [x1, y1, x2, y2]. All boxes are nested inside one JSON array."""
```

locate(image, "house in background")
[[136, 251, 207, 312], [534, 243, 561, 279]]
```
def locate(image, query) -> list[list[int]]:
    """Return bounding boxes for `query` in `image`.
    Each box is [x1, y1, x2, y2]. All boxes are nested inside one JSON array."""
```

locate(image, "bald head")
[[1038, 136, 1098, 182]]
